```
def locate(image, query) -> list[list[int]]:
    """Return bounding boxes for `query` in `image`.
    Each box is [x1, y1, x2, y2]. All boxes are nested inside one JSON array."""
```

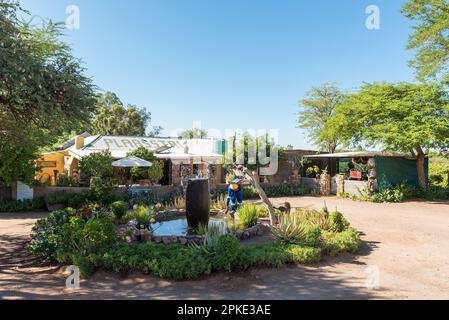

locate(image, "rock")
[[162, 237, 171, 244], [243, 231, 250, 239], [179, 237, 188, 245], [235, 231, 243, 239]]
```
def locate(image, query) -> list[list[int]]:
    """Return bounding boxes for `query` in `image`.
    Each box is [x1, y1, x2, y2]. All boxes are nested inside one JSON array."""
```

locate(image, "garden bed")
[[116, 208, 270, 245], [29, 203, 361, 280]]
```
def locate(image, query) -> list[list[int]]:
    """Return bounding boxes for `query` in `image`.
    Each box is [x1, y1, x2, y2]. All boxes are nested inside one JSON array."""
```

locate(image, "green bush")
[[321, 228, 361, 256], [67, 193, 88, 209], [212, 234, 241, 272], [0, 197, 45, 213], [29, 208, 75, 259], [53, 216, 118, 276], [110, 201, 128, 219], [301, 224, 322, 247], [237, 204, 259, 228], [329, 211, 350, 232], [284, 245, 322, 263], [45, 192, 74, 206], [56, 175, 79, 187], [429, 160, 449, 187]]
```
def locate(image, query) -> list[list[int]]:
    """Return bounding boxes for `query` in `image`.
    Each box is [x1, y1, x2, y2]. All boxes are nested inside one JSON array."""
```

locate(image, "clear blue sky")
[[21, 0, 415, 149]]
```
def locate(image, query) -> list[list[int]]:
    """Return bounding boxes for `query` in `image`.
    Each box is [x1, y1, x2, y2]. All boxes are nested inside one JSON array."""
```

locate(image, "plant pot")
[[46, 203, 67, 212]]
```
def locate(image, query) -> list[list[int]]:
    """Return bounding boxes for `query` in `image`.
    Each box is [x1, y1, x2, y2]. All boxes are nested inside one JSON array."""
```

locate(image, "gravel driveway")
[[1, 197, 448, 300]]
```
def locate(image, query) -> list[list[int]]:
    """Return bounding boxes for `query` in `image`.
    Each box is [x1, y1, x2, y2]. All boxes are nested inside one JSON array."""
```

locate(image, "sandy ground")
[[1, 196, 448, 300]]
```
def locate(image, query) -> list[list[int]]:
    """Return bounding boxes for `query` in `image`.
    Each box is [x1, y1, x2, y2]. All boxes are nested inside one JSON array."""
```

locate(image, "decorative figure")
[[225, 178, 243, 218]]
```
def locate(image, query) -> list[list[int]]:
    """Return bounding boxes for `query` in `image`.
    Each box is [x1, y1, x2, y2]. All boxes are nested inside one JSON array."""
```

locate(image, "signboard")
[[16, 181, 33, 201]]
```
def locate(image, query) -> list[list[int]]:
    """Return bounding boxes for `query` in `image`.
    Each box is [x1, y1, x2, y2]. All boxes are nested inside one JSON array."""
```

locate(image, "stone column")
[[171, 163, 182, 186], [320, 174, 331, 196]]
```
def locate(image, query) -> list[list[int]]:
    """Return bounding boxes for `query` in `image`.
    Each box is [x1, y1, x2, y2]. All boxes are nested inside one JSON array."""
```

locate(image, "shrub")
[[301, 225, 322, 247], [212, 234, 241, 272], [429, 160, 449, 187], [284, 245, 322, 263], [329, 211, 350, 232], [0, 197, 45, 213], [321, 228, 361, 256], [293, 208, 332, 230], [237, 242, 291, 269], [67, 193, 88, 209], [45, 192, 73, 206], [110, 201, 128, 219], [126, 204, 154, 226], [55, 216, 118, 276], [237, 204, 259, 228], [29, 208, 75, 259], [56, 175, 79, 187]]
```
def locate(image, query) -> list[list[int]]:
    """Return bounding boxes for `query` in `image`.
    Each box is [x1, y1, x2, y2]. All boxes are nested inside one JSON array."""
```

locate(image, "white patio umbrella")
[[112, 156, 152, 168], [112, 156, 152, 188]]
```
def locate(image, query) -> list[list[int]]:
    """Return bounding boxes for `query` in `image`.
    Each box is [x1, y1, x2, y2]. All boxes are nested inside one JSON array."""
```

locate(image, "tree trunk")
[[235, 166, 277, 225], [414, 146, 427, 190]]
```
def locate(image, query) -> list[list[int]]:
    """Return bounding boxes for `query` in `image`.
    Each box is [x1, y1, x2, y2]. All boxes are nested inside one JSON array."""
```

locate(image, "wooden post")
[[234, 165, 277, 225]]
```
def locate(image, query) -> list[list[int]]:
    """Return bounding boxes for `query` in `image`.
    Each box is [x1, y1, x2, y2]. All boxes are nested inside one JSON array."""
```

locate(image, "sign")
[[16, 181, 33, 201]]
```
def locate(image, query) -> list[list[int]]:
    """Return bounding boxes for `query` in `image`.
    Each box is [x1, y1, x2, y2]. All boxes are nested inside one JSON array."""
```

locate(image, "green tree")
[[402, 0, 449, 81], [91, 92, 160, 136], [331, 82, 449, 189], [224, 132, 285, 172], [126, 147, 164, 182], [79, 150, 114, 180], [0, 2, 96, 185], [178, 128, 208, 139], [297, 83, 346, 153]]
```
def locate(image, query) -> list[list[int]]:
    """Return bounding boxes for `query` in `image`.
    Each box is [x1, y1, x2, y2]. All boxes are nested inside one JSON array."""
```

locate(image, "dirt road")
[[1, 197, 448, 300]]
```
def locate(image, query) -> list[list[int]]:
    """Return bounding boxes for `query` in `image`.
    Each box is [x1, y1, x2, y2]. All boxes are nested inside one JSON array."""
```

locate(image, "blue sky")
[[21, 0, 415, 149]]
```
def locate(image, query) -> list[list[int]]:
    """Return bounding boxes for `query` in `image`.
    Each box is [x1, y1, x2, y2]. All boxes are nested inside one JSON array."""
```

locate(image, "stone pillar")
[[320, 174, 331, 196], [171, 163, 182, 186], [336, 174, 345, 196]]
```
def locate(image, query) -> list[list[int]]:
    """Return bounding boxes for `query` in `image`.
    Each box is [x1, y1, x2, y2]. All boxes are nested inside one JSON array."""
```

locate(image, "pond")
[[150, 216, 233, 236]]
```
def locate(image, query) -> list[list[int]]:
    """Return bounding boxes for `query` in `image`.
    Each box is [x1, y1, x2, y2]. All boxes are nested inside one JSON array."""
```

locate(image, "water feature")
[[150, 216, 232, 236]]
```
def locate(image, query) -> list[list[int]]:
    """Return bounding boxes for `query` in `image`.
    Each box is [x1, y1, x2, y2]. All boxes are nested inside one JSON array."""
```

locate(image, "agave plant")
[[271, 213, 307, 244], [192, 222, 227, 254]]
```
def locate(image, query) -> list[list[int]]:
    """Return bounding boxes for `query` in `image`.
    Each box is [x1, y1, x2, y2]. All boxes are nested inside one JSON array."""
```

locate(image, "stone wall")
[[301, 177, 320, 192], [343, 180, 369, 197], [33, 186, 89, 198]]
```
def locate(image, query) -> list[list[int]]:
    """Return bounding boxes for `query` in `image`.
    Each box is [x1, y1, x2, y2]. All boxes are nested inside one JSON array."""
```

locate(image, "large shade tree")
[[297, 83, 346, 153], [402, 0, 449, 81], [330, 82, 449, 189], [91, 92, 161, 137], [0, 2, 96, 185]]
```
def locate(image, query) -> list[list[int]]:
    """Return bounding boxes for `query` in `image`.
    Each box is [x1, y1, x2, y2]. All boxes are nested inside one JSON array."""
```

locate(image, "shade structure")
[[112, 156, 152, 168]]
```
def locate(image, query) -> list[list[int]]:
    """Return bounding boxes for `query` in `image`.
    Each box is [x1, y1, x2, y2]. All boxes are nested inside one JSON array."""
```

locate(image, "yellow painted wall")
[[36, 152, 67, 185]]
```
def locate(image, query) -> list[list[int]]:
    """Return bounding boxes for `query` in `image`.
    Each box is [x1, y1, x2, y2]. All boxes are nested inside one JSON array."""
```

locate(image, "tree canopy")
[[402, 0, 449, 81], [0, 2, 96, 185], [297, 83, 346, 153], [329, 82, 449, 188], [178, 128, 208, 139], [90, 92, 160, 136]]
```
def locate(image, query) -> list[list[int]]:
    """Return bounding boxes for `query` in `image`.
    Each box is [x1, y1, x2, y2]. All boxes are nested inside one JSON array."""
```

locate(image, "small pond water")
[[150, 216, 232, 236]]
